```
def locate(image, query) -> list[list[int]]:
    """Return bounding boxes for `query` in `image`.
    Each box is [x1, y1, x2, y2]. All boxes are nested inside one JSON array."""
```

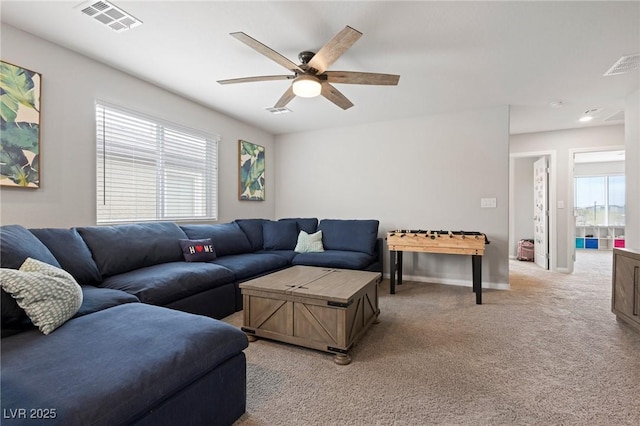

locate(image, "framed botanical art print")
[[0, 61, 42, 188], [238, 140, 265, 201]]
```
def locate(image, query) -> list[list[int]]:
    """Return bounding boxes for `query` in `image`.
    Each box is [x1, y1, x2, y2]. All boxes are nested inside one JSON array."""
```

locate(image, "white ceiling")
[[1, 1, 638, 136]]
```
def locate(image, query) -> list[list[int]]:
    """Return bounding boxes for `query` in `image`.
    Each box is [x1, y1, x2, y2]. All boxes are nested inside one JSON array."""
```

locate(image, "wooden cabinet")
[[612, 248, 640, 331]]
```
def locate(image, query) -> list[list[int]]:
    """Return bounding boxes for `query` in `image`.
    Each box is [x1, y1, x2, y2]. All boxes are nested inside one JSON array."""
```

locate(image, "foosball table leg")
[[389, 250, 404, 294], [389, 250, 396, 294], [472, 254, 482, 304]]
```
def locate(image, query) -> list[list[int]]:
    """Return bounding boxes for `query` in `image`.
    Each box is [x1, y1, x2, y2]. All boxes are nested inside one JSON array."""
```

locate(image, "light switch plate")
[[481, 197, 497, 208]]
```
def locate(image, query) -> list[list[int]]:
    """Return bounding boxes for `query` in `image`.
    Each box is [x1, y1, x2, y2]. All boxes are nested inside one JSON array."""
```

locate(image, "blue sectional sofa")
[[0, 218, 381, 425]]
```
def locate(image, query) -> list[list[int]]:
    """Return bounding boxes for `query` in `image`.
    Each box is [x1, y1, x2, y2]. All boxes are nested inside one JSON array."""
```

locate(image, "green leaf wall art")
[[1, 61, 41, 188], [239, 140, 265, 201]]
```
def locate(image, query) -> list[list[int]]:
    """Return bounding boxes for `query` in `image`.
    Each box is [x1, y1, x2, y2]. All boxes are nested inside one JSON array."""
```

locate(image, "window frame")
[[574, 173, 625, 227], [95, 101, 219, 225]]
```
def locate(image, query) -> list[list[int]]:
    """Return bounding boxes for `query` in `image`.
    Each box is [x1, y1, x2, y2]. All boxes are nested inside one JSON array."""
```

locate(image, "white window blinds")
[[96, 102, 218, 224]]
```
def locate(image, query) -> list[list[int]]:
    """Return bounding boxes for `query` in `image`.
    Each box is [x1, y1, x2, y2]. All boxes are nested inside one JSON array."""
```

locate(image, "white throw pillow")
[[294, 230, 325, 253], [0, 258, 83, 334]]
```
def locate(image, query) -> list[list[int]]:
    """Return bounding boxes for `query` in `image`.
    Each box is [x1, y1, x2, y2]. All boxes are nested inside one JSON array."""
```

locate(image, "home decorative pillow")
[[179, 238, 217, 262], [294, 230, 325, 253], [0, 258, 83, 335]]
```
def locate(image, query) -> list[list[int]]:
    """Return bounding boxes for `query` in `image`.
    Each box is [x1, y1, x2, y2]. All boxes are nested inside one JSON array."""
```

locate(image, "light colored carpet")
[[226, 251, 640, 425]]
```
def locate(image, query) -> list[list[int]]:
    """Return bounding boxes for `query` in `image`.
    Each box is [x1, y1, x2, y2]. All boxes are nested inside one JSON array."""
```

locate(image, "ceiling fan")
[[217, 26, 400, 110]]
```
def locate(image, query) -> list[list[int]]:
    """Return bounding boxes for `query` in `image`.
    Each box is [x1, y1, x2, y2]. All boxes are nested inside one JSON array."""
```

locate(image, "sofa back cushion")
[[78, 222, 187, 277], [318, 219, 379, 256], [279, 218, 318, 234], [180, 222, 252, 257], [235, 219, 266, 252], [263, 220, 298, 250], [0, 225, 60, 269], [30, 228, 103, 286]]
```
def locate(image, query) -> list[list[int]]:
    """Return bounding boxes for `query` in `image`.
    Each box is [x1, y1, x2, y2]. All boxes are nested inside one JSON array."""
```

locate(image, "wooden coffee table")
[[239, 266, 381, 365]]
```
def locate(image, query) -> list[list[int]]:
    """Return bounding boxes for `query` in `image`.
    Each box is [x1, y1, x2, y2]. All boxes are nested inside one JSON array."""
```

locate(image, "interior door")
[[534, 156, 549, 269]]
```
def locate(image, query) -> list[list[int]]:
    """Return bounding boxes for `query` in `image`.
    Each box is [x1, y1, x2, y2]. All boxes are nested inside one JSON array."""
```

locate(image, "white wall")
[[0, 24, 276, 227], [625, 89, 640, 249], [510, 125, 625, 270], [574, 161, 624, 176], [275, 106, 510, 288]]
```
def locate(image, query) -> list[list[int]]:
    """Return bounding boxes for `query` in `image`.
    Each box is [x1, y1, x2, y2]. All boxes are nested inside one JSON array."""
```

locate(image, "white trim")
[[383, 273, 510, 291]]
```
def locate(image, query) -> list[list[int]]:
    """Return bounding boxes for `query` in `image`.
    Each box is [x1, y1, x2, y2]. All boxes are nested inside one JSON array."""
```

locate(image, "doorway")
[[509, 151, 556, 271], [569, 148, 626, 271]]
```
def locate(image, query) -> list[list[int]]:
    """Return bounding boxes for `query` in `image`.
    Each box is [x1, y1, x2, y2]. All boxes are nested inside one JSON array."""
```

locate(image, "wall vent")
[[604, 110, 625, 122], [603, 53, 640, 76], [79, 1, 142, 32]]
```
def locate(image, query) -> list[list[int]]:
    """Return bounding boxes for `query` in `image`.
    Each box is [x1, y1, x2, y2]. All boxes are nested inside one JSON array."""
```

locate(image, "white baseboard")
[[382, 273, 510, 290]]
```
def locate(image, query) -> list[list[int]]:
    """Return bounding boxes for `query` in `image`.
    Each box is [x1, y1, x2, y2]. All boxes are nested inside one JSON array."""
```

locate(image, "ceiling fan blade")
[[274, 86, 296, 108], [324, 71, 400, 86], [321, 82, 354, 110], [230, 32, 303, 73], [307, 26, 362, 74], [217, 75, 294, 85]]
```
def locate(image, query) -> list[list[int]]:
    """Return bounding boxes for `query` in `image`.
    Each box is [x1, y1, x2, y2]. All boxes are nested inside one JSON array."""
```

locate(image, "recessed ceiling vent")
[[265, 107, 292, 115], [603, 53, 640, 76], [79, 1, 142, 32]]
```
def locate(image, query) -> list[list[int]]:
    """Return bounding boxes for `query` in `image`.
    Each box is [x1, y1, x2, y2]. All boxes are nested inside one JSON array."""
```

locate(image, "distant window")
[[574, 175, 625, 226], [96, 102, 218, 224]]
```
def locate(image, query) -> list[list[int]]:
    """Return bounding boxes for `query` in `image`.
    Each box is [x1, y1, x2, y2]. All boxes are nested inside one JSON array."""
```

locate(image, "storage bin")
[[585, 238, 598, 249]]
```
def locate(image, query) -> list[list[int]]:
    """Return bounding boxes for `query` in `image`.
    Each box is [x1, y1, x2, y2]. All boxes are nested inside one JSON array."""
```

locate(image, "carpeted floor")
[[226, 251, 640, 425]]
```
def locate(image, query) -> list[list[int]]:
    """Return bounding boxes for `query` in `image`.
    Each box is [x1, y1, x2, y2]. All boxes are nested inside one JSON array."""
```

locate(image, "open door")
[[534, 156, 549, 269]]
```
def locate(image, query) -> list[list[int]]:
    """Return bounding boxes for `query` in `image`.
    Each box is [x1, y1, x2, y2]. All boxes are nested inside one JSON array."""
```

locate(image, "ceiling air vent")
[[79, 1, 142, 32], [265, 107, 292, 115], [603, 53, 640, 76]]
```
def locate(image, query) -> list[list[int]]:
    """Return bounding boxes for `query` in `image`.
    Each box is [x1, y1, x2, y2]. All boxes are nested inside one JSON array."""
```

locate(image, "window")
[[96, 102, 218, 224], [574, 175, 625, 226]]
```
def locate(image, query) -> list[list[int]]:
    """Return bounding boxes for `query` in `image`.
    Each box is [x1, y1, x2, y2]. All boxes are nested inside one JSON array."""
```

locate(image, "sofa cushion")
[[179, 238, 217, 262], [74, 286, 139, 318], [0, 258, 83, 334], [213, 253, 288, 281], [256, 249, 298, 263], [99, 262, 235, 306], [0, 303, 248, 426], [0, 224, 60, 269], [292, 250, 377, 270], [30, 227, 103, 285], [1, 288, 28, 328], [279, 217, 318, 234], [294, 230, 325, 253], [78, 223, 187, 277], [181, 223, 252, 257], [235, 218, 266, 252], [263, 220, 298, 250], [318, 219, 379, 256]]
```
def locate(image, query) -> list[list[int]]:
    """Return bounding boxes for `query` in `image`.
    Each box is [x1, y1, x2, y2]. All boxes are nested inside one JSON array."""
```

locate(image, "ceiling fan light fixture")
[[292, 75, 321, 98]]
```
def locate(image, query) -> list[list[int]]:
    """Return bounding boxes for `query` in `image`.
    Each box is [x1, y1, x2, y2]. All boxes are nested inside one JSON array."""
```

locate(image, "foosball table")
[[386, 230, 490, 304]]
